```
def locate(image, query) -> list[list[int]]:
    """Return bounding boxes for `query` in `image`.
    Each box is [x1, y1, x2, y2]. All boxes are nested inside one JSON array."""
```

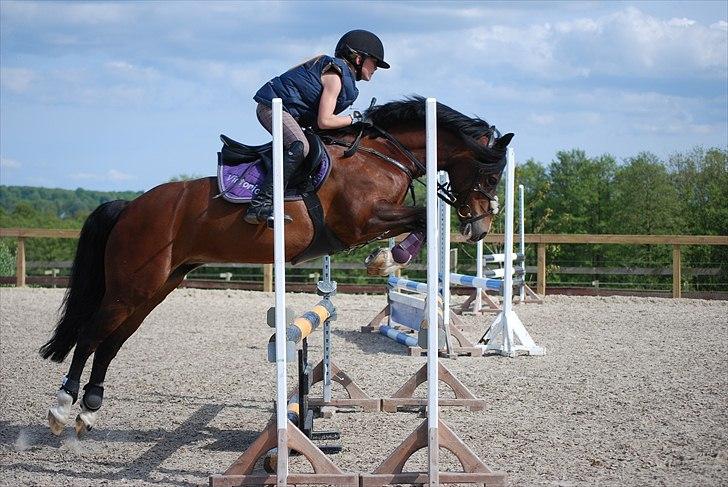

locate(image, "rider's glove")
[[351, 111, 373, 127]]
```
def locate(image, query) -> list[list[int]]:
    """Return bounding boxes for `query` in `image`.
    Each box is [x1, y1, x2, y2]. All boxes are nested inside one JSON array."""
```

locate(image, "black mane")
[[326, 96, 505, 165]]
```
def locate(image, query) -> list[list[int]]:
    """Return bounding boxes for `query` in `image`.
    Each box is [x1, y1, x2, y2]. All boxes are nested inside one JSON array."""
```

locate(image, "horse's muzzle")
[[460, 221, 489, 243]]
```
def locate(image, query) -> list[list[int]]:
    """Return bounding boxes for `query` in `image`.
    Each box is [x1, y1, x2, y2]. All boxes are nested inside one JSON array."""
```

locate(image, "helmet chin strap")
[[352, 54, 365, 81]]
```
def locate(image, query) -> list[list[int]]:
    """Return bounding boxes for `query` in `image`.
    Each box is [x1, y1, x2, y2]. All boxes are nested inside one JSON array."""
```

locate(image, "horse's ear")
[[494, 133, 514, 149]]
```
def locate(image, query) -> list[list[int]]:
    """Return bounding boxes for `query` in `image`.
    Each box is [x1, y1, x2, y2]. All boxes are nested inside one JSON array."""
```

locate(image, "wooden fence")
[[2, 228, 727, 298]]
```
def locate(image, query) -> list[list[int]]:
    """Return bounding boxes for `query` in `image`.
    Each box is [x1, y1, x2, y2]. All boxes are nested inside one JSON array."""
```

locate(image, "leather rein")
[[319, 123, 502, 226]]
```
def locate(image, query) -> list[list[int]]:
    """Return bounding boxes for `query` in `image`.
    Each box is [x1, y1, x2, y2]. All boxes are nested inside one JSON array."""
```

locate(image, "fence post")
[[537, 243, 546, 296], [263, 264, 273, 292], [672, 245, 681, 298], [16, 237, 26, 287]]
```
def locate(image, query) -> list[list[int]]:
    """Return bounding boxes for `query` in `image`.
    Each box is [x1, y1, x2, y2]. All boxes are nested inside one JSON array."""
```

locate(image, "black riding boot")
[[244, 141, 305, 225]]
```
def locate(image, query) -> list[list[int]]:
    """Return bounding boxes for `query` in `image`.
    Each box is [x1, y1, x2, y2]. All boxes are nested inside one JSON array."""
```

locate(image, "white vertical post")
[[271, 98, 288, 486], [502, 148, 516, 352], [425, 97, 439, 486], [322, 255, 332, 403], [519, 184, 526, 303], [438, 172, 452, 353], [475, 240, 483, 312], [480, 149, 543, 357]]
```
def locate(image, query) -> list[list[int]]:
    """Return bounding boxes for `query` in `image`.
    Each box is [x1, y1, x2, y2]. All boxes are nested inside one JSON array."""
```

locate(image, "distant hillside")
[[0, 186, 143, 219]]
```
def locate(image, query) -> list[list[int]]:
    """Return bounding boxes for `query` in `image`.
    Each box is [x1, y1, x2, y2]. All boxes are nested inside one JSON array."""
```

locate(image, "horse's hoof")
[[74, 414, 92, 438], [48, 410, 66, 436], [365, 248, 405, 276], [263, 448, 277, 473]]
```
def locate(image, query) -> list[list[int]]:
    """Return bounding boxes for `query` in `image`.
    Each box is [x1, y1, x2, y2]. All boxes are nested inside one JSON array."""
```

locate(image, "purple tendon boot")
[[365, 230, 426, 276]]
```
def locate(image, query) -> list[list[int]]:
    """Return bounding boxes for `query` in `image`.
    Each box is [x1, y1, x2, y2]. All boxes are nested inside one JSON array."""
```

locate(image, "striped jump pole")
[[378, 324, 418, 347], [267, 299, 334, 362], [388, 275, 429, 294], [449, 272, 504, 291]]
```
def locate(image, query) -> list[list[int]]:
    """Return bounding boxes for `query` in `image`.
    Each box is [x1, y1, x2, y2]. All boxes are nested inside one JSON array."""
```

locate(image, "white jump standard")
[[477, 148, 544, 357], [361, 98, 506, 487], [210, 99, 357, 486]]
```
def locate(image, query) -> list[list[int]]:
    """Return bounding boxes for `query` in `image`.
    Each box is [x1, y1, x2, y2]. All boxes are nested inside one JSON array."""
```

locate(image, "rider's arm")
[[317, 71, 356, 130]]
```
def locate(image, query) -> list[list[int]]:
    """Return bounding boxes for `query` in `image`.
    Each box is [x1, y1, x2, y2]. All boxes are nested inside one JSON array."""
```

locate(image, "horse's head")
[[444, 132, 514, 242], [344, 97, 515, 244]]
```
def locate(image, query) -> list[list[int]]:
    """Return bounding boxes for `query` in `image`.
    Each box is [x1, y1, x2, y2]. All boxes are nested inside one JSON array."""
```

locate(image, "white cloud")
[[0, 157, 21, 169], [71, 169, 134, 181], [418, 6, 728, 80], [1, 68, 36, 93], [529, 113, 556, 125], [1, 1, 129, 26]]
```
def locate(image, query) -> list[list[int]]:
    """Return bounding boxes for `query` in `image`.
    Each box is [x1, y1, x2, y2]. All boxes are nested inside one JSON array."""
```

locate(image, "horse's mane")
[[327, 96, 506, 166]]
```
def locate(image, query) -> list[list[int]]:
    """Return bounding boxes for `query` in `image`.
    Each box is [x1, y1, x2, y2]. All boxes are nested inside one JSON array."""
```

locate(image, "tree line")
[[1, 146, 726, 292]]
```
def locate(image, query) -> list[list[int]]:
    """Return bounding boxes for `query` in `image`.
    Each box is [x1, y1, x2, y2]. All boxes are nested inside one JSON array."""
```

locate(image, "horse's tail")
[[39, 200, 130, 362]]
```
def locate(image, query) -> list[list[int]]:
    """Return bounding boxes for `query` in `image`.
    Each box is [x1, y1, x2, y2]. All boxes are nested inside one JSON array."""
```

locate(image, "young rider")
[[244, 29, 390, 225]]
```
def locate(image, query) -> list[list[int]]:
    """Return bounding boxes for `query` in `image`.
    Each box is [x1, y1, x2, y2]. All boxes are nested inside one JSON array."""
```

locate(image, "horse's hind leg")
[[74, 266, 194, 436], [48, 299, 137, 435]]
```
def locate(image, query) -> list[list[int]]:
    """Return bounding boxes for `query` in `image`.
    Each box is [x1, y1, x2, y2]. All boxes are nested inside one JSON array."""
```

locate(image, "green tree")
[[611, 152, 683, 235], [516, 158, 551, 233]]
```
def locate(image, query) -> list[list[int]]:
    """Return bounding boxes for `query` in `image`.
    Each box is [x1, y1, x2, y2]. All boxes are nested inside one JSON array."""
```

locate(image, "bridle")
[[319, 122, 505, 225]]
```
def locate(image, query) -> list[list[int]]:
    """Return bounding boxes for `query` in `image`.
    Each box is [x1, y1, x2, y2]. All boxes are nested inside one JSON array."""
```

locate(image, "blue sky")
[[1, 0, 726, 191]]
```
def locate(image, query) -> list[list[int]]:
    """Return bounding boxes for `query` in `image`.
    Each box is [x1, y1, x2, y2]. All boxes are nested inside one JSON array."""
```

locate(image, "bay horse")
[[40, 97, 513, 436]]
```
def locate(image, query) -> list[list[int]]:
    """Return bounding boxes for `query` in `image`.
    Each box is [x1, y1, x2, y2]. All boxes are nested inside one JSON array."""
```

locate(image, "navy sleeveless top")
[[254, 55, 359, 127]]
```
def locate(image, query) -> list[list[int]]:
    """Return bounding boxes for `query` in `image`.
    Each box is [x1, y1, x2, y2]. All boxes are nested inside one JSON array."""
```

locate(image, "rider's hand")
[[351, 111, 373, 127]]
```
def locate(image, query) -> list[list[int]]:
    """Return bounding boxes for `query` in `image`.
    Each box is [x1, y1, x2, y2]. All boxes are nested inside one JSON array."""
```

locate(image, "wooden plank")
[[537, 244, 546, 296], [263, 264, 273, 292], [451, 233, 728, 245], [2, 227, 727, 245], [673, 245, 682, 299], [0, 228, 80, 238], [16, 237, 26, 287]]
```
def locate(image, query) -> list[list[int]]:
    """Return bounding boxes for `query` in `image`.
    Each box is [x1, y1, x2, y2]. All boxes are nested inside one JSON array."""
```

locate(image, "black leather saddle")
[[219, 130, 326, 190]]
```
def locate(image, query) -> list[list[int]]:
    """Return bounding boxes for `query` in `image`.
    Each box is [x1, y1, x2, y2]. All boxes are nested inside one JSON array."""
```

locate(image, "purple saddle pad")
[[216, 151, 331, 203]]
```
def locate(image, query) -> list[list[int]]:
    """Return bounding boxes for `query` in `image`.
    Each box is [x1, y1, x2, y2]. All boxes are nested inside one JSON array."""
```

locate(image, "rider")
[[244, 29, 390, 225]]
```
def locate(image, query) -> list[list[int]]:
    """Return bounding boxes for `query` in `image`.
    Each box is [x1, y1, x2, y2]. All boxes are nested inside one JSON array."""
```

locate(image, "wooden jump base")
[[209, 417, 358, 487], [458, 283, 543, 315], [359, 420, 506, 487], [306, 360, 381, 412], [381, 363, 485, 413]]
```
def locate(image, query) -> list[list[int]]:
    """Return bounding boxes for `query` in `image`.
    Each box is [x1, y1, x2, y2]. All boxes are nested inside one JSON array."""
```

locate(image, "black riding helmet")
[[335, 30, 390, 80]]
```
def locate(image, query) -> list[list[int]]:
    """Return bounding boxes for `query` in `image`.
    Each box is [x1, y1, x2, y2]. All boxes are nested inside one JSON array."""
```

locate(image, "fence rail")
[[2, 228, 727, 298]]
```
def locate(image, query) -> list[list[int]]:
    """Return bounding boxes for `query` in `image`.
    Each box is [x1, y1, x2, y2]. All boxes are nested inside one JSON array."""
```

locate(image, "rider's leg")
[[244, 103, 309, 224]]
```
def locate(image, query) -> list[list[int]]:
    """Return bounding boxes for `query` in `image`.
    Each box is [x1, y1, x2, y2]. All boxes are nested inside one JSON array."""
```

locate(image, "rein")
[[320, 124, 498, 224]]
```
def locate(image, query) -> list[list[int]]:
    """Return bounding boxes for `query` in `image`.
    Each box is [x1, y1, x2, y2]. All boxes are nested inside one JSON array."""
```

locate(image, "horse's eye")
[[488, 176, 499, 185]]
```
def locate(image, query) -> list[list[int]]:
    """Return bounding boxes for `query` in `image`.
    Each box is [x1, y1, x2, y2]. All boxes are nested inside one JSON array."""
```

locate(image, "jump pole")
[[271, 98, 289, 487], [425, 98, 439, 486]]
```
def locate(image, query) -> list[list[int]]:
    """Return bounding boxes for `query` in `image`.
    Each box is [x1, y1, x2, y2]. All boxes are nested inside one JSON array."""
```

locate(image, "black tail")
[[39, 200, 130, 362]]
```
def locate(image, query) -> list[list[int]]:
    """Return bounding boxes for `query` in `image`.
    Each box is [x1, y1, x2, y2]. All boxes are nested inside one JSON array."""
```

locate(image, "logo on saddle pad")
[[216, 148, 331, 204]]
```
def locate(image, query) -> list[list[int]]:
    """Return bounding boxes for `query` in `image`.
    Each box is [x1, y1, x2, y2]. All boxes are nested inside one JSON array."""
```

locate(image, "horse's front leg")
[[361, 204, 427, 276]]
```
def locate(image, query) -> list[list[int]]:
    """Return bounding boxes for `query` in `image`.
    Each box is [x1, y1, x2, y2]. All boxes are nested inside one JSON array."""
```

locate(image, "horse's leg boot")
[[244, 141, 305, 225]]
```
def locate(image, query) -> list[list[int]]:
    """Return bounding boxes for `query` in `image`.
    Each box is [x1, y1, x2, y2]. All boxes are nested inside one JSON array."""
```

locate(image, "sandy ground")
[[0, 287, 727, 487]]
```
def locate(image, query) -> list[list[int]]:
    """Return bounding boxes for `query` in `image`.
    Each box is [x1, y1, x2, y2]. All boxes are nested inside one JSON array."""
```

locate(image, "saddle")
[[217, 130, 330, 203], [216, 130, 344, 264]]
